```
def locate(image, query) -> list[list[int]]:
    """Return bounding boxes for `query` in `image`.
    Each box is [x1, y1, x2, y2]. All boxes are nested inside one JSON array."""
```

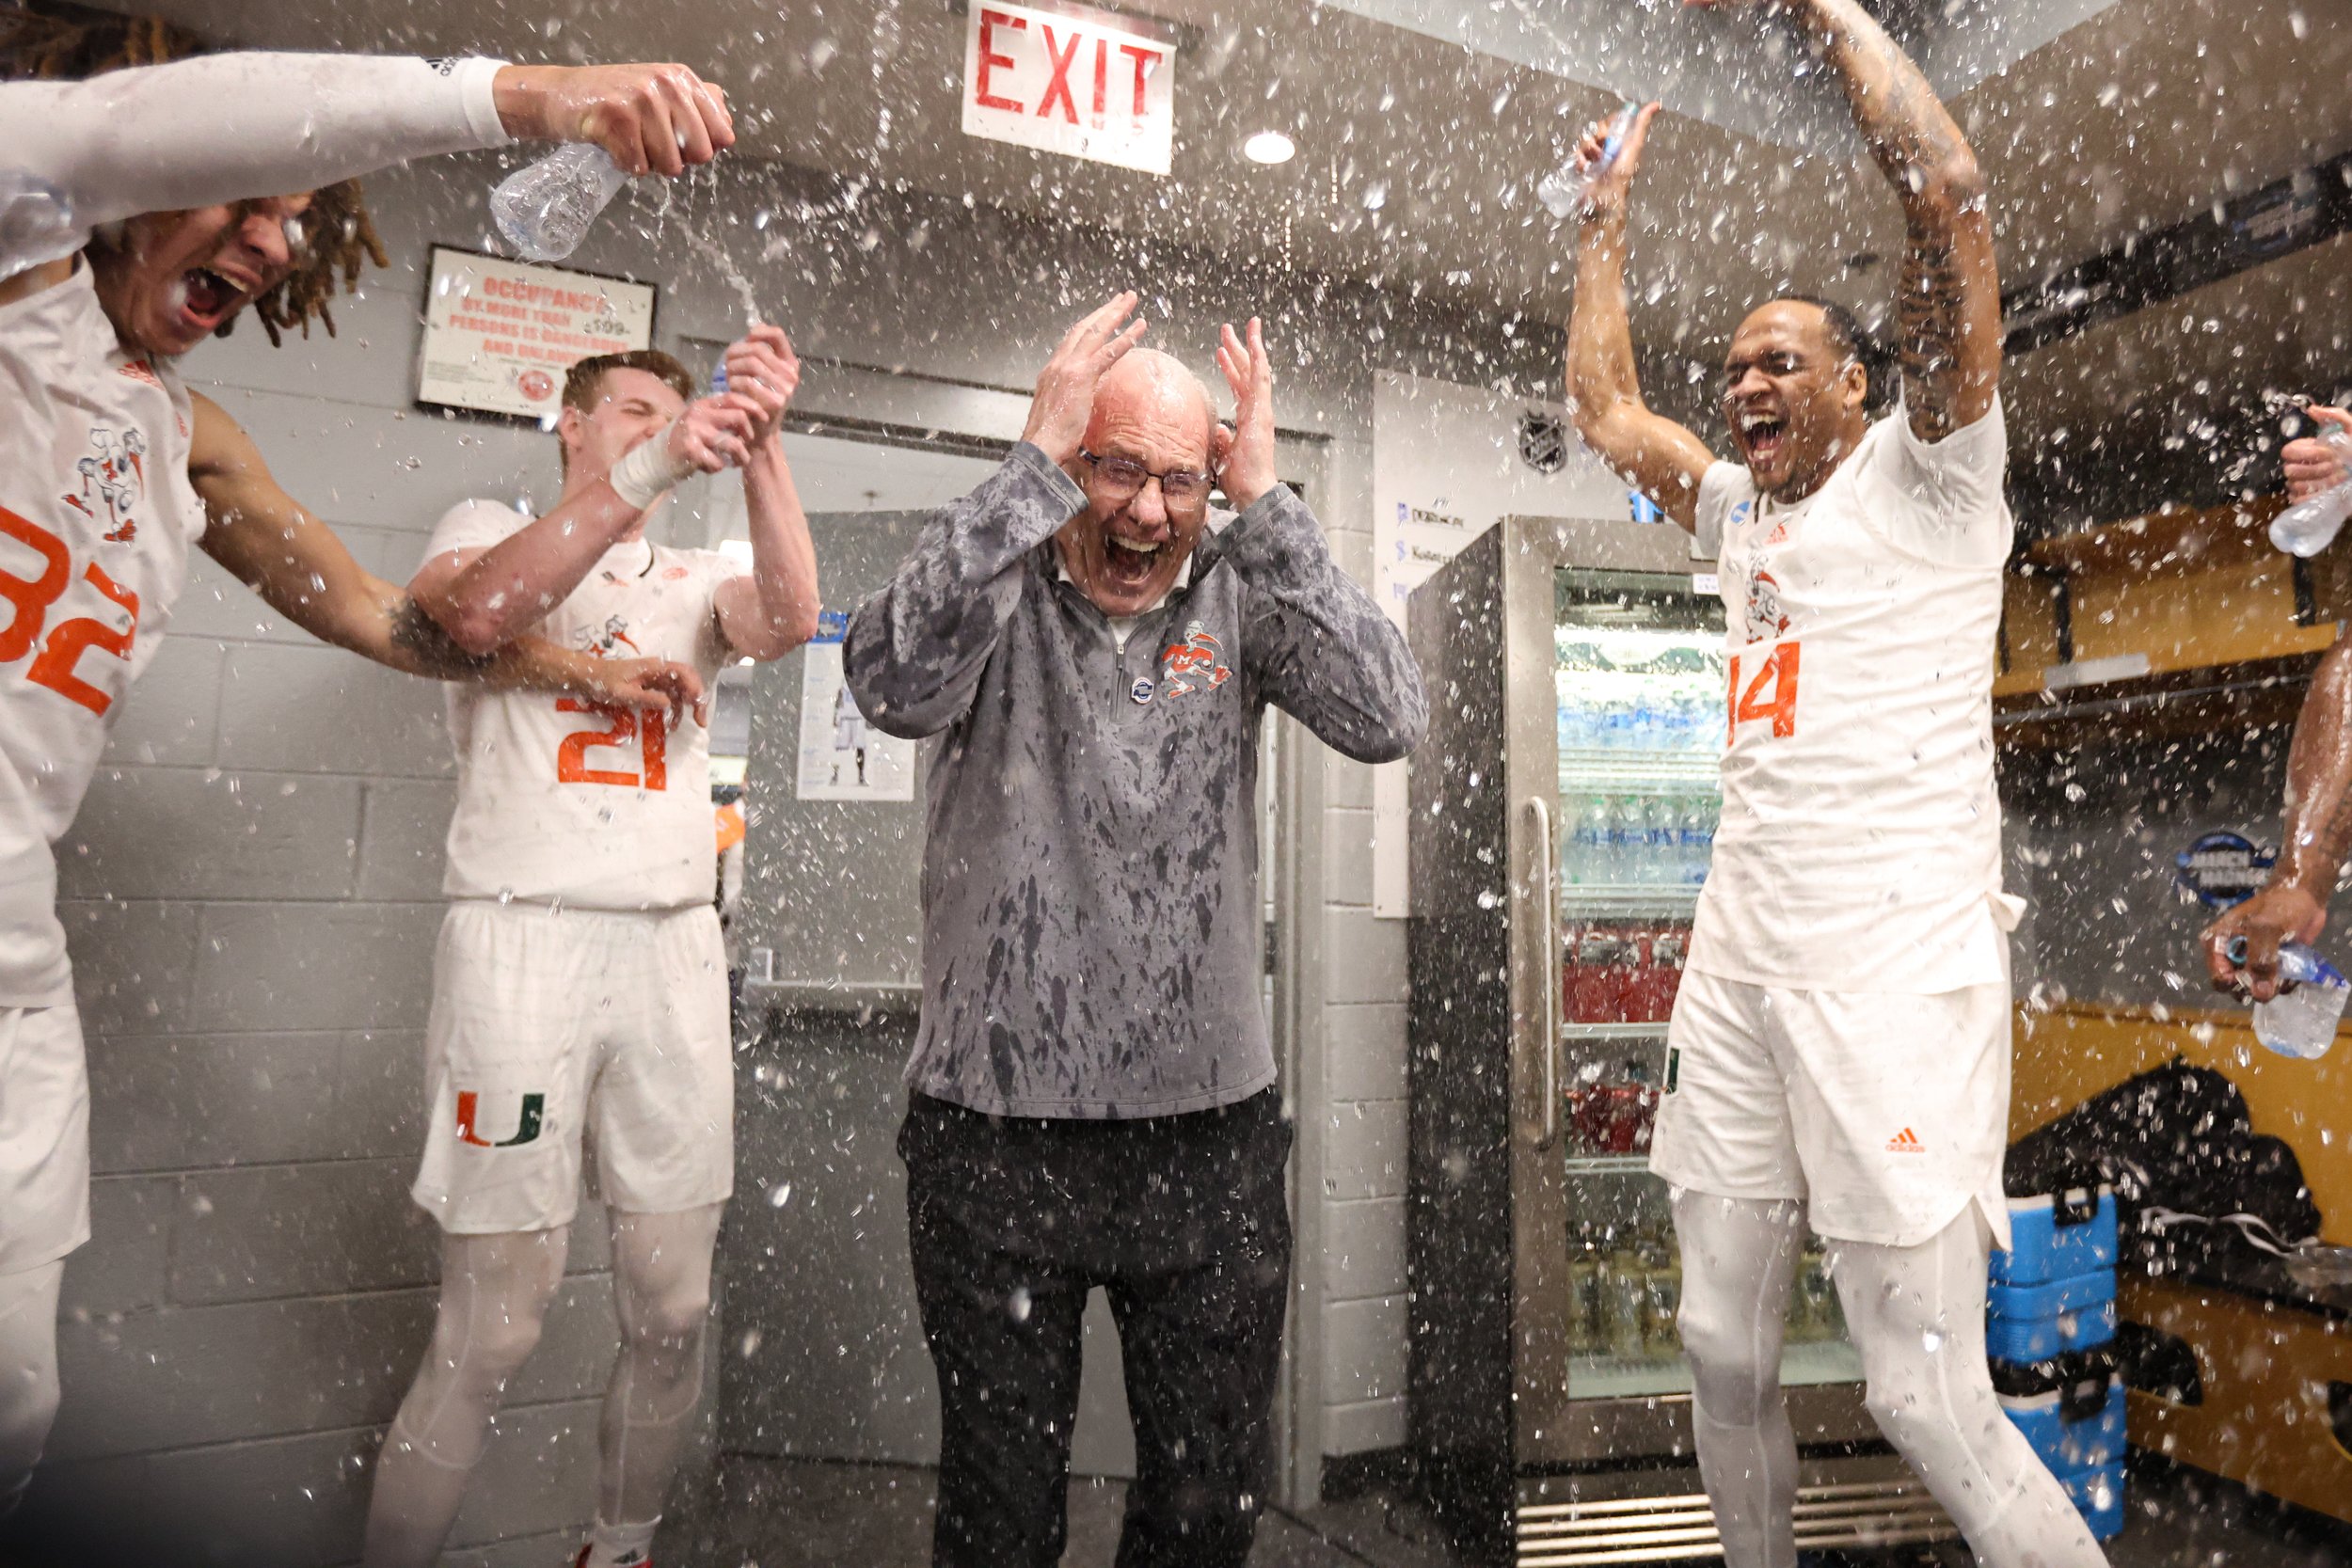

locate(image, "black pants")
[[899, 1088, 1294, 1568]]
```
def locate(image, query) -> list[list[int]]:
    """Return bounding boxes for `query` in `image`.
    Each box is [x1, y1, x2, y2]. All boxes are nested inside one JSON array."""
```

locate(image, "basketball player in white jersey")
[[1564, 4, 2106, 1566], [363, 334, 818, 1568], [0, 45, 738, 1518]]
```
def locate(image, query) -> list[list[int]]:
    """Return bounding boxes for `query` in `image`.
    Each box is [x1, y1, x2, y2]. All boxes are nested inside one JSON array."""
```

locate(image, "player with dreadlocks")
[[0, 10, 752, 1520]]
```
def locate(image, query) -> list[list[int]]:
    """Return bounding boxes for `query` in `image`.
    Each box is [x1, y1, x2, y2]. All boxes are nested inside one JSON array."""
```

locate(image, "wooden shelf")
[[2023, 498, 2283, 577], [1995, 493, 2336, 725]]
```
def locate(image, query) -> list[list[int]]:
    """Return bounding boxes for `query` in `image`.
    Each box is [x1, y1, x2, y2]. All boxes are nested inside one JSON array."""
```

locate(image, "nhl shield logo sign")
[[1518, 410, 1568, 475]]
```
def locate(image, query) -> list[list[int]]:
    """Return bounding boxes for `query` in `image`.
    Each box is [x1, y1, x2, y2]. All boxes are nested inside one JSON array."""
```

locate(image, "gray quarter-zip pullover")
[[845, 442, 1426, 1117]]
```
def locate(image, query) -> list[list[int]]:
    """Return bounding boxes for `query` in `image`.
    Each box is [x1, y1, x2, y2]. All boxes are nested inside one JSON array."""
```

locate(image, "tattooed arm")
[[2201, 643, 2352, 999], [1776, 0, 2001, 441]]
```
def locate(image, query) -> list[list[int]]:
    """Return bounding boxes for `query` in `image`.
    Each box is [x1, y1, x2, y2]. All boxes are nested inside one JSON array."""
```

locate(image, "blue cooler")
[[1992, 1183, 2118, 1285], [1987, 1269, 2117, 1362], [2057, 1458, 2126, 1541], [1992, 1345, 2126, 1474]]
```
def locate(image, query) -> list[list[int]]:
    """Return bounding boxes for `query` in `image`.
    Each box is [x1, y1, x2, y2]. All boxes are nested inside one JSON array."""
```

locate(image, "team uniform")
[[411, 499, 743, 1234], [0, 263, 207, 1275], [1648, 396, 2019, 1247]]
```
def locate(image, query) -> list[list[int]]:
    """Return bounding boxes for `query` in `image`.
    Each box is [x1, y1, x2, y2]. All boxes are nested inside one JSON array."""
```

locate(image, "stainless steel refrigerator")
[[1405, 515, 1960, 1565]]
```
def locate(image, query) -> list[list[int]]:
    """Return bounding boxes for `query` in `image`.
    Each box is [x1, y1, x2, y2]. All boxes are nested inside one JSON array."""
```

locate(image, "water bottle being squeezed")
[[2225, 936, 2350, 1059], [490, 145, 629, 263], [2269, 426, 2352, 559], [1537, 102, 1639, 221]]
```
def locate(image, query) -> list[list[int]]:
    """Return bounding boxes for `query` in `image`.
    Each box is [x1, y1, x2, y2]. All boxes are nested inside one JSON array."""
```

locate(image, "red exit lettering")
[[977, 9, 1025, 111]]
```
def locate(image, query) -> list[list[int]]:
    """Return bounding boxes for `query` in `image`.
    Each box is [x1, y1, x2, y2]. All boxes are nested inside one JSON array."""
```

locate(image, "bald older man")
[[845, 295, 1425, 1568]]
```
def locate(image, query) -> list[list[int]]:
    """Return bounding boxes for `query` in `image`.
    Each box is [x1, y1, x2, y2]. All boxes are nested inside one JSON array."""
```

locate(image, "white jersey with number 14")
[[1689, 398, 2016, 995], [430, 499, 742, 911]]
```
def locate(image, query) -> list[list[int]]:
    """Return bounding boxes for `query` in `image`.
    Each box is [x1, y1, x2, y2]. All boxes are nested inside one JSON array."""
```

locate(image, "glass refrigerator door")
[[1550, 567, 1863, 1403]]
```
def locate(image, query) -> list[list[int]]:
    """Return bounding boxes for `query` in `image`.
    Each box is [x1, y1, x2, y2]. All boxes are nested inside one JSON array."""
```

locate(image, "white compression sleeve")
[[598, 1203, 723, 1530], [0, 54, 507, 239], [1828, 1212, 2112, 1568], [0, 1259, 63, 1519], [1672, 1191, 1804, 1568], [361, 1227, 570, 1568]]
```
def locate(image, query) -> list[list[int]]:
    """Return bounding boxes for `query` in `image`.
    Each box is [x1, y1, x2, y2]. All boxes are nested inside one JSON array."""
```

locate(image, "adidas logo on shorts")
[[1885, 1127, 1926, 1153]]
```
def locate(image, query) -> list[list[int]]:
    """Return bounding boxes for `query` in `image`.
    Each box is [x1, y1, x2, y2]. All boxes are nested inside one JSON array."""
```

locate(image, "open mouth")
[[1102, 532, 1165, 590], [1737, 409, 1788, 468], [173, 266, 246, 333]]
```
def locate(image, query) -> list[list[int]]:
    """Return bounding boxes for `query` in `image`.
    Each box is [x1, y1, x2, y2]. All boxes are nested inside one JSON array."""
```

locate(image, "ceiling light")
[[1243, 131, 1296, 166]]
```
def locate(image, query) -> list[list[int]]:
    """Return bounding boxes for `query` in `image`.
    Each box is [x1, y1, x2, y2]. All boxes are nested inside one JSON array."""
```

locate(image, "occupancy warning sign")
[[418, 246, 657, 420], [961, 0, 1176, 176]]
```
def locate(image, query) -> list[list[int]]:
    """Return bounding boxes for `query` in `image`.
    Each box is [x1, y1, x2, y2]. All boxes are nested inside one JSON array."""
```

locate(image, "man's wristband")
[[609, 424, 697, 510]]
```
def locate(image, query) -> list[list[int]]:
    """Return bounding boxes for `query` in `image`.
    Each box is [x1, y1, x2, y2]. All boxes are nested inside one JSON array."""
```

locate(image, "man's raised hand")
[[666, 396, 758, 475], [722, 325, 802, 446], [492, 63, 736, 178], [1573, 102, 1661, 226], [1021, 293, 1147, 467], [1212, 318, 1278, 511], [2286, 406, 2352, 502]]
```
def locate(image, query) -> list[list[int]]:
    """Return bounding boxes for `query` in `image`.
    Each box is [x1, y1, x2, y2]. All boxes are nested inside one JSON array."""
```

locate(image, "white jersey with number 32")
[[1689, 399, 2016, 995], [430, 499, 741, 911], [0, 264, 207, 1006]]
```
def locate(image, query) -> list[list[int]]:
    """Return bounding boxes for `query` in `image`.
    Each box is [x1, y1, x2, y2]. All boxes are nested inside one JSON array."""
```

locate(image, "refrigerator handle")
[[1525, 795, 1561, 1149]]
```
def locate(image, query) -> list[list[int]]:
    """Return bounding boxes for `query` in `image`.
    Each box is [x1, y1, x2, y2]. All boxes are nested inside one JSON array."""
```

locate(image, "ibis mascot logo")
[[1158, 621, 1232, 698], [61, 423, 147, 544], [455, 1089, 547, 1148]]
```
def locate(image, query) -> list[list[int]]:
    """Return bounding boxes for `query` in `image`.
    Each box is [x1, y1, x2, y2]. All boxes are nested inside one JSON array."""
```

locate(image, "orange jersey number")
[[0, 505, 141, 715], [1727, 641, 1800, 741], [555, 698, 668, 790]]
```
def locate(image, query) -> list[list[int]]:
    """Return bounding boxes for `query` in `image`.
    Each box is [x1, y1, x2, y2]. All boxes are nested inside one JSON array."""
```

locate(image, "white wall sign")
[[796, 617, 916, 802], [961, 1, 1176, 175], [418, 246, 656, 420], [1369, 371, 1635, 917]]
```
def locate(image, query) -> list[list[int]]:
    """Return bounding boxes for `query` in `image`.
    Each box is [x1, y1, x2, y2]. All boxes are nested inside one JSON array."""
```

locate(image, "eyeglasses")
[[1078, 449, 1215, 511]]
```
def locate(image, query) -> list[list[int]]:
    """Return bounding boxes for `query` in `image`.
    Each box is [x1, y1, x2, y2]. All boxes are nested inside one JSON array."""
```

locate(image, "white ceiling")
[[78, 0, 2352, 498]]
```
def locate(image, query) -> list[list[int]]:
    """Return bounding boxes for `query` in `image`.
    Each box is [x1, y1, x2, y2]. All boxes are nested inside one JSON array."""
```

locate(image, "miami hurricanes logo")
[[1159, 621, 1232, 698], [61, 425, 147, 544], [455, 1090, 546, 1148]]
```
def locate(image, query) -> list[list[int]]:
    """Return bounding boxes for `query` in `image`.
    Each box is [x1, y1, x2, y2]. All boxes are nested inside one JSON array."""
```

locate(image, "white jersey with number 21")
[[429, 499, 742, 911], [1689, 397, 2017, 995]]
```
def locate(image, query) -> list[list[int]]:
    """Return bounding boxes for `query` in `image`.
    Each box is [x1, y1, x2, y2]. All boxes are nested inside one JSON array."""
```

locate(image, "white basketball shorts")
[[411, 900, 733, 1234], [1647, 968, 2012, 1250], [0, 1002, 89, 1275]]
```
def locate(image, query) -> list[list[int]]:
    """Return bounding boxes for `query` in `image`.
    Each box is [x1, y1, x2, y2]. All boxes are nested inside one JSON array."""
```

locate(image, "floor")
[[669, 1455, 2352, 1568]]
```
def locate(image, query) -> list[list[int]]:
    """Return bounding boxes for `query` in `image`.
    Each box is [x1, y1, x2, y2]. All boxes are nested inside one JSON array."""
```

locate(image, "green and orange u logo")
[[455, 1090, 546, 1148]]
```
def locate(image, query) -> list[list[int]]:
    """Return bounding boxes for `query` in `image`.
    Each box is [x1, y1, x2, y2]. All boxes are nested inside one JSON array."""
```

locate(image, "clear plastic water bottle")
[[490, 144, 629, 263], [2271, 428, 2352, 558], [1643, 798, 1674, 885], [1568, 796, 1603, 886], [2225, 936, 2349, 1058], [1536, 102, 1639, 221]]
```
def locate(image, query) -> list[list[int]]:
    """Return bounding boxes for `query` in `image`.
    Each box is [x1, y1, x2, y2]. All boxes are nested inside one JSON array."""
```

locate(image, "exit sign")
[[961, 1, 1175, 176]]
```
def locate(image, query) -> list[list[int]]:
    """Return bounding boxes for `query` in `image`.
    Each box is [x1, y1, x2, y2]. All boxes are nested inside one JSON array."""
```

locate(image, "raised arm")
[[1772, 0, 2001, 440], [1212, 320, 1424, 760], [188, 395, 702, 716], [2201, 641, 2352, 1000], [409, 397, 755, 655], [709, 327, 822, 661], [1564, 103, 1717, 532], [0, 54, 732, 293], [843, 294, 1143, 737]]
